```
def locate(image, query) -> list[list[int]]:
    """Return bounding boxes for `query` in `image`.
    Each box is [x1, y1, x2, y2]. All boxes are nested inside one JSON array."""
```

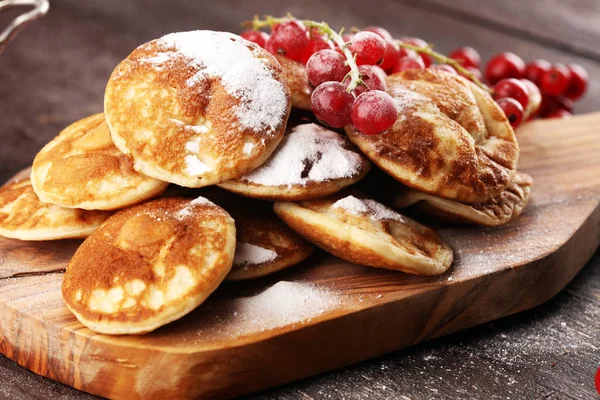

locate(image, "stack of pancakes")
[[1, 30, 532, 334]]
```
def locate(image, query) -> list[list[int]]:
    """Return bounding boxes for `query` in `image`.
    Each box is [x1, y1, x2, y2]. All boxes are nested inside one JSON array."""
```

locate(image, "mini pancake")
[[219, 123, 371, 201], [274, 192, 453, 275], [346, 69, 519, 203], [31, 114, 168, 210], [62, 197, 235, 334], [0, 178, 110, 241], [226, 205, 314, 281], [394, 172, 533, 226], [104, 30, 291, 188], [276, 55, 312, 110]]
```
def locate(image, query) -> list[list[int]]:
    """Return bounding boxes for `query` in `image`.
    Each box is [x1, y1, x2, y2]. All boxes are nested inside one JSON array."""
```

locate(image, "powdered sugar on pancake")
[[234, 242, 279, 266], [333, 195, 404, 222], [143, 30, 288, 135], [242, 124, 363, 186]]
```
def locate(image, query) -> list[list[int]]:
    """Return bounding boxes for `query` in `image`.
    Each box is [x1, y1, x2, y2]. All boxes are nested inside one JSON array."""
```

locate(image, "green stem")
[[396, 41, 492, 93]]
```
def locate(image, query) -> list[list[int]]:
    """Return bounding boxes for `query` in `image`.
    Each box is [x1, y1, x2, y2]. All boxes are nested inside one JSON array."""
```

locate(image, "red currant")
[[496, 97, 524, 128], [564, 63, 588, 100], [448, 46, 481, 68], [265, 21, 309, 62], [392, 56, 425, 74], [539, 95, 573, 117], [301, 35, 334, 64], [400, 37, 432, 67], [524, 59, 551, 86], [379, 39, 400, 73], [351, 90, 397, 135], [520, 79, 541, 119], [459, 66, 483, 82], [547, 109, 572, 119], [493, 78, 529, 109], [344, 65, 387, 96], [311, 81, 355, 128], [342, 32, 355, 43], [484, 52, 525, 85], [430, 64, 457, 75], [240, 30, 270, 48], [540, 64, 571, 96], [362, 26, 393, 41], [306, 49, 350, 87], [349, 31, 386, 66]]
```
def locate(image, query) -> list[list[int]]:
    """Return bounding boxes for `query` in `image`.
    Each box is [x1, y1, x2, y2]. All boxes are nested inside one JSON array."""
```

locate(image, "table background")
[[1, 1, 598, 399]]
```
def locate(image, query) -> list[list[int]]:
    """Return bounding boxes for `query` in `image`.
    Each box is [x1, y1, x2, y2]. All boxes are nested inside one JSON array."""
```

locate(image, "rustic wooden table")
[[1, 1, 598, 399]]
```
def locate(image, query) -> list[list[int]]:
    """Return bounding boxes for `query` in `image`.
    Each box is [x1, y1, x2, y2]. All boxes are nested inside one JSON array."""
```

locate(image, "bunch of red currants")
[[241, 21, 588, 135]]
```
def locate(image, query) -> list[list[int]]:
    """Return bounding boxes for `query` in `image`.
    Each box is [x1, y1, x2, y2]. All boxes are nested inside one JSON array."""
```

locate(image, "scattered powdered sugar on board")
[[145, 30, 288, 134], [333, 195, 404, 222], [243, 123, 363, 186], [234, 242, 279, 266]]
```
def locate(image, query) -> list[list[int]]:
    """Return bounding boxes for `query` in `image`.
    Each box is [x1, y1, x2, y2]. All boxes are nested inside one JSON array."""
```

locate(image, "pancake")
[[345, 69, 519, 203], [31, 114, 168, 210], [276, 55, 312, 110], [219, 123, 371, 200], [227, 206, 314, 280], [62, 197, 235, 334], [394, 172, 533, 226], [0, 178, 111, 241], [274, 192, 453, 275], [104, 30, 291, 188]]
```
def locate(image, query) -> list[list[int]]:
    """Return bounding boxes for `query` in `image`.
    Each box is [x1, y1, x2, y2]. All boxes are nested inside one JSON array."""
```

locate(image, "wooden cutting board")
[[1, 114, 599, 400]]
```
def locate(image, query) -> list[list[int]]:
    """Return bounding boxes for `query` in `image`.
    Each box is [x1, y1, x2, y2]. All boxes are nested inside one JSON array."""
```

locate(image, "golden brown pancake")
[[104, 30, 291, 188], [227, 206, 314, 280], [346, 69, 519, 203], [274, 192, 453, 275], [0, 178, 110, 240], [62, 197, 235, 334], [31, 114, 168, 210], [276, 55, 312, 110], [394, 172, 533, 226], [219, 123, 371, 201]]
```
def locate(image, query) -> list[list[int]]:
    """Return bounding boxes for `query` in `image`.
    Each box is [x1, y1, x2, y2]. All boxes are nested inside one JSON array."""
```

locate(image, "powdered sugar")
[[184, 154, 210, 176], [145, 30, 288, 135], [234, 242, 279, 266], [333, 195, 404, 222], [190, 196, 213, 206], [242, 124, 363, 186], [388, 85, 429, 113]]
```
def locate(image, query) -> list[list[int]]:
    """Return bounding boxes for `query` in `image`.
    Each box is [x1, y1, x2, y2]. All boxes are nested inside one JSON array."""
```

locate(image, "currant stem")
[[396, 41, 492, 93], [250, 15, 362, 92]]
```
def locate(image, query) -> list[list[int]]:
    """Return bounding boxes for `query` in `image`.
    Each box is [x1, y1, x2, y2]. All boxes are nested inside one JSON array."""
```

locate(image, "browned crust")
[[276, 55, 312, 110]]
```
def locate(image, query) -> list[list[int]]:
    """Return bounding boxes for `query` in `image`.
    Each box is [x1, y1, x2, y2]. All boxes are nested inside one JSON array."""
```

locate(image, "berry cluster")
[[241, 16, 588, 135]]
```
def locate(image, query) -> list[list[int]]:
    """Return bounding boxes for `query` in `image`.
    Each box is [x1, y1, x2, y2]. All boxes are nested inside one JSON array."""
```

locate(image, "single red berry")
[[484, 52, 525, 85], [459, 66, 483, 82], [540, 64, 571, 96], [301, 35, 334, 64], [493, 78, 529, 109], [351, 90, 397, 135], [344, 65, 387, 96], [496, 97, 524, 128], [448, 46, 481, 68], [306, 49, 351, 87], [349, 31, 386, 66], [539, 94, 573, 117], [400, 37, 432, 67], [520, 79, 542, 119], [362, 26, 393, 41], [311, 81, 355, 128], [392, 56, 425, 74], [240, 30, 270, 48], [265, 20, 309, 62], [547, 109, 572, 119], [524, 59, 551, 86], [430, 64, 457, 75], [564, 63, 588, 100], [379, 39, 400, 73]]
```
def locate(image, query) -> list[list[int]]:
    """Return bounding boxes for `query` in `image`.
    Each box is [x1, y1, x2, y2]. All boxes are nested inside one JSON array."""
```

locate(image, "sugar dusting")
[[243, 124, 363, 186], [174, 196, 214, 220], [388, 85, 429, 113], [333, 195, 404, 222], [144, 30, 288, 134], [234, 242, 279, 266]]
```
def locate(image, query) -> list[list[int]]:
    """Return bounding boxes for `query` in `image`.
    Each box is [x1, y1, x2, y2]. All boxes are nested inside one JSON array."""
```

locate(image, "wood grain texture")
[[0, 114, 599, 399]]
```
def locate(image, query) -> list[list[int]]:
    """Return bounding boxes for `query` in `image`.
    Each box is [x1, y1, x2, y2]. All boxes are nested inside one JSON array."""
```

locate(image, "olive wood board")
[[1, 114, 599, 399]]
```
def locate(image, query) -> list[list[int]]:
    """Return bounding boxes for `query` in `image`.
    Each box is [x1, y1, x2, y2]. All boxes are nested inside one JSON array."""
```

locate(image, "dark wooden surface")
[[0, 0, 598, 399]]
